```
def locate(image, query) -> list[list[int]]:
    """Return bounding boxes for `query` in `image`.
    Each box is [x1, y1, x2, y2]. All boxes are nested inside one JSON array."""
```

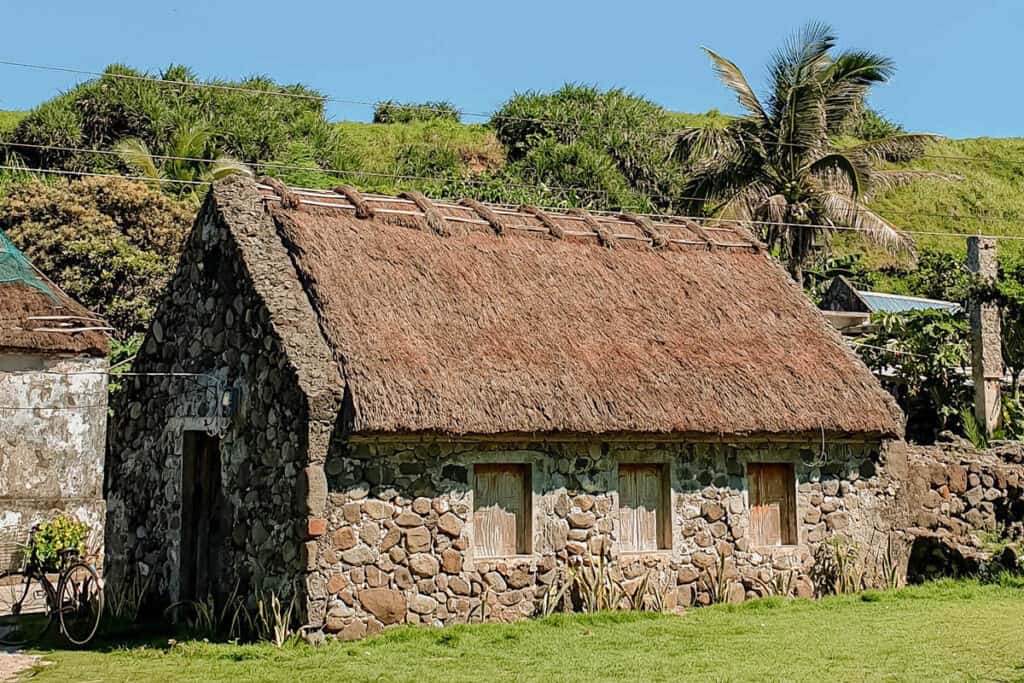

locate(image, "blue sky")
[[3, 1, 1022, 138]]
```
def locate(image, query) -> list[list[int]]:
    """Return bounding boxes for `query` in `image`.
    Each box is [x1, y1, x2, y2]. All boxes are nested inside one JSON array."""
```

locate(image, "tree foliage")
[[857, 309, 971, 443], [373, 100, 460, 124], [0, 177, 193, 337], [2, 64, 342, 185], [676, 23, 947, 282], [490, 84, 686, 211]]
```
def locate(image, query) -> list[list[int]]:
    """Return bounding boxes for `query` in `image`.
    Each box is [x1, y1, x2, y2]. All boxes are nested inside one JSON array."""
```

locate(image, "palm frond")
[[845, 133, 943, 163], [209, 157, 253, 180], [113, 138, 160, 180], [822, 191, 915, 255], [673, 124, 749, 165], [809, 153, 863, 198], [702, 48, 769, 123]]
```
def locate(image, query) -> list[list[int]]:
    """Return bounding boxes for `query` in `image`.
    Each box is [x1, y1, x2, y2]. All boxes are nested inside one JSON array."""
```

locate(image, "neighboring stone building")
[[108, 175, 908, 637], [0, 230, 108, 571]]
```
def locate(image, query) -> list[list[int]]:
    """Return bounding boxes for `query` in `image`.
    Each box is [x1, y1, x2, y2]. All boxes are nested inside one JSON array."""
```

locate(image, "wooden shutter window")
[[747, 463, 797, 546], [473, 464, 531, 557], [618, 464, 670, 552]]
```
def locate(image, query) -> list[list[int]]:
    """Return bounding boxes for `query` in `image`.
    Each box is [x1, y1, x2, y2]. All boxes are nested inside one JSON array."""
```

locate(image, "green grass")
[[857, 137, 1024, 272], [0, 110, 26, 134], [332, 119, 504, 175], [25, 580, 1024, 682]]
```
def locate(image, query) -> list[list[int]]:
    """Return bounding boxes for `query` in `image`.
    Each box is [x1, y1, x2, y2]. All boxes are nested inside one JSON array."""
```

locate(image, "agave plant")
[[677, 23, 953, 283], [115, 117, 250, 189]]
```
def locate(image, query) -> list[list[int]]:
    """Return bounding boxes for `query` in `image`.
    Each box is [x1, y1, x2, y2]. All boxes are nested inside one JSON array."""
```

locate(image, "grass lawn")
[[23, 580, 1024, 682]]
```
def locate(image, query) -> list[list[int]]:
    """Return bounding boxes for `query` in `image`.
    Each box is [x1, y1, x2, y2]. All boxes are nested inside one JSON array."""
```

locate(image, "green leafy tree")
[[857, 309, 970, 443], [677, 23, 948, 283]]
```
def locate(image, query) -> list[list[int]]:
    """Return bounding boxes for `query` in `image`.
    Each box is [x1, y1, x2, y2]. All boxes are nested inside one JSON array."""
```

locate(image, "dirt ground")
[[0, 649, 40, 681]]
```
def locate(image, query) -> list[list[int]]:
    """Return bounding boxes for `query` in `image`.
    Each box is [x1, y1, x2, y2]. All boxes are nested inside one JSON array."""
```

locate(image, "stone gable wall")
[[106, 203, 312, 604], [306, 438, 903, 637]]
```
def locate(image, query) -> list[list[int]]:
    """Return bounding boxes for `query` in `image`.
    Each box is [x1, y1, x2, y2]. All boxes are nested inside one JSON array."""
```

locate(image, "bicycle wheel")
[[57, 562, 103, 645], [0, 569, 55, 646]]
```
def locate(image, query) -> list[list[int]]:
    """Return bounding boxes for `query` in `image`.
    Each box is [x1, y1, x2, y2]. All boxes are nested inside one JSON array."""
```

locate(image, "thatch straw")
[[259, 176, 301, 209], [0, 282, 109, 355], [459, 198, 509, 236], [569, 208, 615, 247], [332, 185, 374, 219], [400, 191, 461, 237], [236, 177, 903, 439], [619, 213, 668, 249], [520, 205, 565, 239]]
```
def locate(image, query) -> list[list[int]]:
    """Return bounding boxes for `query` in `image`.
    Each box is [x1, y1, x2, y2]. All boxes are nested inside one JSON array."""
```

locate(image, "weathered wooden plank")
[[474, 464, 529, 556]]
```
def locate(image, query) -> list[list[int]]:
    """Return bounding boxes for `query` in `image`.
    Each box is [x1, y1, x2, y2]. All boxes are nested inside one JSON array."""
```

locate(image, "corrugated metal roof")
[[858, 291, 961, 314]]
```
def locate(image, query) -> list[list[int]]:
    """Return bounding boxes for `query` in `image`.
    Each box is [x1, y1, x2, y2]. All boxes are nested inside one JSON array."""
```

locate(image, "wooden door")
[[473, 464, 529, 557], [618, 464, 666, 552], [748, 463, 796, 546], [180, 431, 224, 601]]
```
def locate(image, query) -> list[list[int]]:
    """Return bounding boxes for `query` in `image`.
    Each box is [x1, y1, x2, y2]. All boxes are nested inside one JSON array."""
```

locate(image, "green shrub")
[[0, 176, 194, 338], [6, 64, 338, 175], [373, 100, 460, 124], [31, 514, 89, 568]]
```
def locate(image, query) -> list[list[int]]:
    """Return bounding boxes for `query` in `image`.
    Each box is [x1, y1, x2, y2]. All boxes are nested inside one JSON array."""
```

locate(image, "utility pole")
[[968, 236, 1001, 436]]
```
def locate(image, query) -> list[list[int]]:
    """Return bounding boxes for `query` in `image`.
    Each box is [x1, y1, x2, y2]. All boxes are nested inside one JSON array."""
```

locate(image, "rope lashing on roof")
[[332, 185, 374, 219], [459, 198, 509, 236], [669, 217, 718, 249], [618, 213, 668, 249], [258, 176, 301, 209], [399, 191, 459, 237], [520, 205, 565, 240], [569, 208, 615, 247]]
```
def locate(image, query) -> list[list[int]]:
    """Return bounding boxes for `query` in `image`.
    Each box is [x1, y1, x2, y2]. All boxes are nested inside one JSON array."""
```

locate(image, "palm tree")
[[114, 118, 250, 191], [677, 23, 947, 284]]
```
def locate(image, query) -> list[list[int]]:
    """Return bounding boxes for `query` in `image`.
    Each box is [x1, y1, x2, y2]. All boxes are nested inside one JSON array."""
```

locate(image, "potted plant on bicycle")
[[0, 513, 104, 646]]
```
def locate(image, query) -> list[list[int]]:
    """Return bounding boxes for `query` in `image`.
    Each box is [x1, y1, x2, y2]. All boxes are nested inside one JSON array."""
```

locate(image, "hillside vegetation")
[[0, 67, 1022, 338]]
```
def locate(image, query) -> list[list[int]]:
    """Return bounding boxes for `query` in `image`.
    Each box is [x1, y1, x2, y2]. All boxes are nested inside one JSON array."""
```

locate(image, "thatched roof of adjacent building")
[[212, 176, 903, 439], [0, 231, 109, 356]]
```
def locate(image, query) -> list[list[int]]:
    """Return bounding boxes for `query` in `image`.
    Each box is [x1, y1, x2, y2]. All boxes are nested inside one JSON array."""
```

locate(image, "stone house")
[[108, 175, 906, 637], [0, 230, 108, 570]]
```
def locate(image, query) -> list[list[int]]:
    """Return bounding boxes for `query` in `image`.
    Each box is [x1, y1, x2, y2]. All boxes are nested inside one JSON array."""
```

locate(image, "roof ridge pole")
[[258, 176, 301, 209], [618, 212, 667, 249], [568, 208, 616, 247], [459, 198, 508, 236], [668, 217, 717, 249], [332, 185, 375, 219], [520, 205, 565, 240], [399, 191, 457, 237]]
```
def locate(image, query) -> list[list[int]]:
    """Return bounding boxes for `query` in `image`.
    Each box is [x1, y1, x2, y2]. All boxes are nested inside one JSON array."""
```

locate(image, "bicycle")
[[0, 526, 104, 646]]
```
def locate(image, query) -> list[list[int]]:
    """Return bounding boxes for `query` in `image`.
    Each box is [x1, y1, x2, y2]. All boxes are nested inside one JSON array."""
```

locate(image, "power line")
[[4, 140, 1022, 225], [5, 160, 1024, 243], [7, 57, 1024, 171], [0, 142, 610, 200]]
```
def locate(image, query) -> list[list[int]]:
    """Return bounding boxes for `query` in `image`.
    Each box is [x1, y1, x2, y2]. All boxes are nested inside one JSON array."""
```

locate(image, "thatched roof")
[[215, 177, 903, 439], [0, 228, 108, 356], [0, 282, 109, 356]]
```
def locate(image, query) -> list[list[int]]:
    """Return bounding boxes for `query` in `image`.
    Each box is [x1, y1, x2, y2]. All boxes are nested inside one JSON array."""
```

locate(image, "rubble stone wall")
[[0, 353, 107, 571], [904, 440, 1024, 578], [305, 438, 905, 637]]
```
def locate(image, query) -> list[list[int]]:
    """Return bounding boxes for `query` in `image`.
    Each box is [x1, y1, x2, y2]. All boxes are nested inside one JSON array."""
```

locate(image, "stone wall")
[[0, 353, 107, 571], [106, 199, 314, 605], [904, 439, 1024, 578], [306, 438, 905, 637]]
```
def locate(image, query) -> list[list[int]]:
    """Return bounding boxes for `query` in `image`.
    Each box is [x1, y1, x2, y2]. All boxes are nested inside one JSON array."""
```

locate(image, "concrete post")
[[967, 236, 1001, 435]]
